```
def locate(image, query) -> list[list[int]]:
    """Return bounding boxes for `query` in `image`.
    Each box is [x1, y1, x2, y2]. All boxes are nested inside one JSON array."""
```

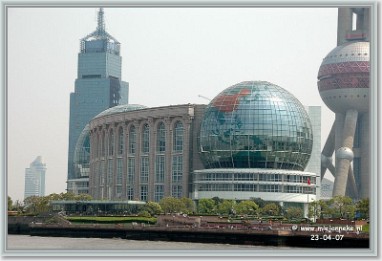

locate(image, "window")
[[140, 157, 149, 184], [157, 122, 166, 152], [127, 187, 134, 200], [107, 159, 113, 186], [154, 185, 164, 202], [140, 185, 148, 201], [128, 126, 136, 154], [108, 129, 114, 156], [173, 121, 184, 152], [259, 184, 281, 192], [116, 159, 123, 186], [142, 124, 150, 153], [127, 158, 135, 185], [118, 127, 124, 155], [172, 185, 182, 198], [155, 155, 165, 183], [172, 155, 183, 183], [234, 184, 256, 191]]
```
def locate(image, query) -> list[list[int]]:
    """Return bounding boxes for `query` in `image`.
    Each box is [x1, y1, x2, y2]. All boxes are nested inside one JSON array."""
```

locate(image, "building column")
[[321, 122, 335, 179], [333, 109, 358, 196]]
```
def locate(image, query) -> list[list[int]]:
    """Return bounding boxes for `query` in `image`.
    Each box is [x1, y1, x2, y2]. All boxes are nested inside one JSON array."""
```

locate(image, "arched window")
[[118, 127, 124, 155], [157, 122, 166, 152], [173, 121, 184, 152], [142, 123, 150, 153], [129, 126, 136, 154], [108, 129, 114, 156]]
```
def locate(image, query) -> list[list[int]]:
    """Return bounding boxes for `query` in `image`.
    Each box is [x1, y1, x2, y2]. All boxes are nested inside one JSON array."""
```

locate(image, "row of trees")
[[309, 196, 369, 220], [143, 197, 303, 220], [8, 194, 369, 221], [8, 193, 93, 215]]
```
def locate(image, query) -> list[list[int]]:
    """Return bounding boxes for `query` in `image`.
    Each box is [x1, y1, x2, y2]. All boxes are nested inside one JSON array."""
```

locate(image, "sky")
[[6, 5, 340, 202]]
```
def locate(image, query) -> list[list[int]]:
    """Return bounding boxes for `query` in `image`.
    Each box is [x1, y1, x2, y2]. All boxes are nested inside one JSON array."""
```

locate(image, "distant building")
[[305, 106, 321, 199], [67, 8, 129, 194], [320, 177, 334, 200], [24, 156, 46, 199]]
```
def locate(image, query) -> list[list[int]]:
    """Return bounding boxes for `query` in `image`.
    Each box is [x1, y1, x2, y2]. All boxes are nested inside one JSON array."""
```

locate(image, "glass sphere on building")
[[199, 81, 313, 171]]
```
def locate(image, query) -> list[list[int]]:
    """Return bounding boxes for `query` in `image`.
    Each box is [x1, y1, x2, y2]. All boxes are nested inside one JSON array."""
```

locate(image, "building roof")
[[93, 104, 148, 119]]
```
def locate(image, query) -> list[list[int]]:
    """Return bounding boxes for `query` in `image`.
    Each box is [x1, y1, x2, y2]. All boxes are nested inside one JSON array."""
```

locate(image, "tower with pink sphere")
[[318, 8, 370, 199]]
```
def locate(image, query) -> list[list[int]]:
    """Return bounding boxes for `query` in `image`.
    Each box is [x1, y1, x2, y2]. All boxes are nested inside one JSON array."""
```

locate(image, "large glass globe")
[[199, 81, 313, 171]]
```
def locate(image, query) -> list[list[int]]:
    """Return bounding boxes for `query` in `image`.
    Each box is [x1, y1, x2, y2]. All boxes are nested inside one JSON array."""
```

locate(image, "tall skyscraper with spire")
[[67, 8, 129, 194]]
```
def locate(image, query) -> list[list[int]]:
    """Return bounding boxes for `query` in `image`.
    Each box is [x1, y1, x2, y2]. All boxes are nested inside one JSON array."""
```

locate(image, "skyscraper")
[[318, 8, 370, 199], [67, 8, 129, 193], [24, 156, 46, 199]]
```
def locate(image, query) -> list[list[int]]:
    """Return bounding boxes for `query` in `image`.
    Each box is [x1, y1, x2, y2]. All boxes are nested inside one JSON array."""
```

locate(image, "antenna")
[[97, 8, 105, 35], [198, 94, 211, 101]]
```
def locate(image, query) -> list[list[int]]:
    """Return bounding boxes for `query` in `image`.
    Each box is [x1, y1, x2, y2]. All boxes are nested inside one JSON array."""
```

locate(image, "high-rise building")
[[305, 106, 322, 199], [24, 156, 46, 199], [318, 8, 370, 199], [67, 8, 129, 194]]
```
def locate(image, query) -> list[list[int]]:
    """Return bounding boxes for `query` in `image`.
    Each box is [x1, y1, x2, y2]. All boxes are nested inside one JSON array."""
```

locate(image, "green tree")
[[261, 203, 280, 216], [24, 196, 50, 214], [329, 195, 355, 219], [285, 207, 303, 220], [143, 201, 163, 216], [234, 200, 259, 215], [197, 198, 216, 214], [309, 200, 329, 221], [8, 196, 13, 211], [251, 198, 266, 208], [217, 200, 235, 215], [180, 197, 194, 214], [75, 193, 93, 201], [159, 197, 184, 214], [356, 198, 369, 219]]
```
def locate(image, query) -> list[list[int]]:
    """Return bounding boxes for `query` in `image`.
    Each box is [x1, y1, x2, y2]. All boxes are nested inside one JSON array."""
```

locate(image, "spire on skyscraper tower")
[[97, 8, 105, 36], [81, 7, 119, 44]]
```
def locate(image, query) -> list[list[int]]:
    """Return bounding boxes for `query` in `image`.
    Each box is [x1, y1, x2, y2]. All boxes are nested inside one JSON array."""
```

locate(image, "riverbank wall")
[[8, 216, 369, 248]]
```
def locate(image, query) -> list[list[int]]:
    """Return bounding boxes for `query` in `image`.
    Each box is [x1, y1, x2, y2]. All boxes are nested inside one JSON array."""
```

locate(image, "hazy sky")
[[7, 5, 339, 202]]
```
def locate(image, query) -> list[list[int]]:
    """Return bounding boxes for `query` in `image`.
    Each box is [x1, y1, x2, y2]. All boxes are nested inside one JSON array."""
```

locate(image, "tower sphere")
[[317, 41, 369, 113], [199, 81, 313, 171]]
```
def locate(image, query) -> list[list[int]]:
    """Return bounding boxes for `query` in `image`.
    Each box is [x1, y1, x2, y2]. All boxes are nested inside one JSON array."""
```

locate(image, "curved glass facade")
[[199, 81, 313, 171], [73, 124, 91, 178]]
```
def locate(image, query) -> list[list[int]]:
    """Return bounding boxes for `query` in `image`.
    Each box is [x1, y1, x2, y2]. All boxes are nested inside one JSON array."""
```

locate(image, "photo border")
[[1, 0, 379, 258]]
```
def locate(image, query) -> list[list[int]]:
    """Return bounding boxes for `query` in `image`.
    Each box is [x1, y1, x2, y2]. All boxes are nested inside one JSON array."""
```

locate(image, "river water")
[[6, 234, 302, 256]]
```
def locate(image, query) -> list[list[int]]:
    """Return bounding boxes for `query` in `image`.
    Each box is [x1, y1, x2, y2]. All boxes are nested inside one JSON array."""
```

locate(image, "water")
[[6, 234, 298, 255]]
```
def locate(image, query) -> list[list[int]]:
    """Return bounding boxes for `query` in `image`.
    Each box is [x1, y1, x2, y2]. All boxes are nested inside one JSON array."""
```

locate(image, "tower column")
[[321, 122, 335, 179], [337, 8, 353, 45], [333, 109, 358, 196], [359, 112, 370, 198]]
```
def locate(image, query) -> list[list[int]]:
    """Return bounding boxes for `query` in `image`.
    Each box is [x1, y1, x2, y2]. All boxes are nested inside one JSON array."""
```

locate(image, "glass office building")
[[24, 156, 46, 199], [67, 9, 129, 193]]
